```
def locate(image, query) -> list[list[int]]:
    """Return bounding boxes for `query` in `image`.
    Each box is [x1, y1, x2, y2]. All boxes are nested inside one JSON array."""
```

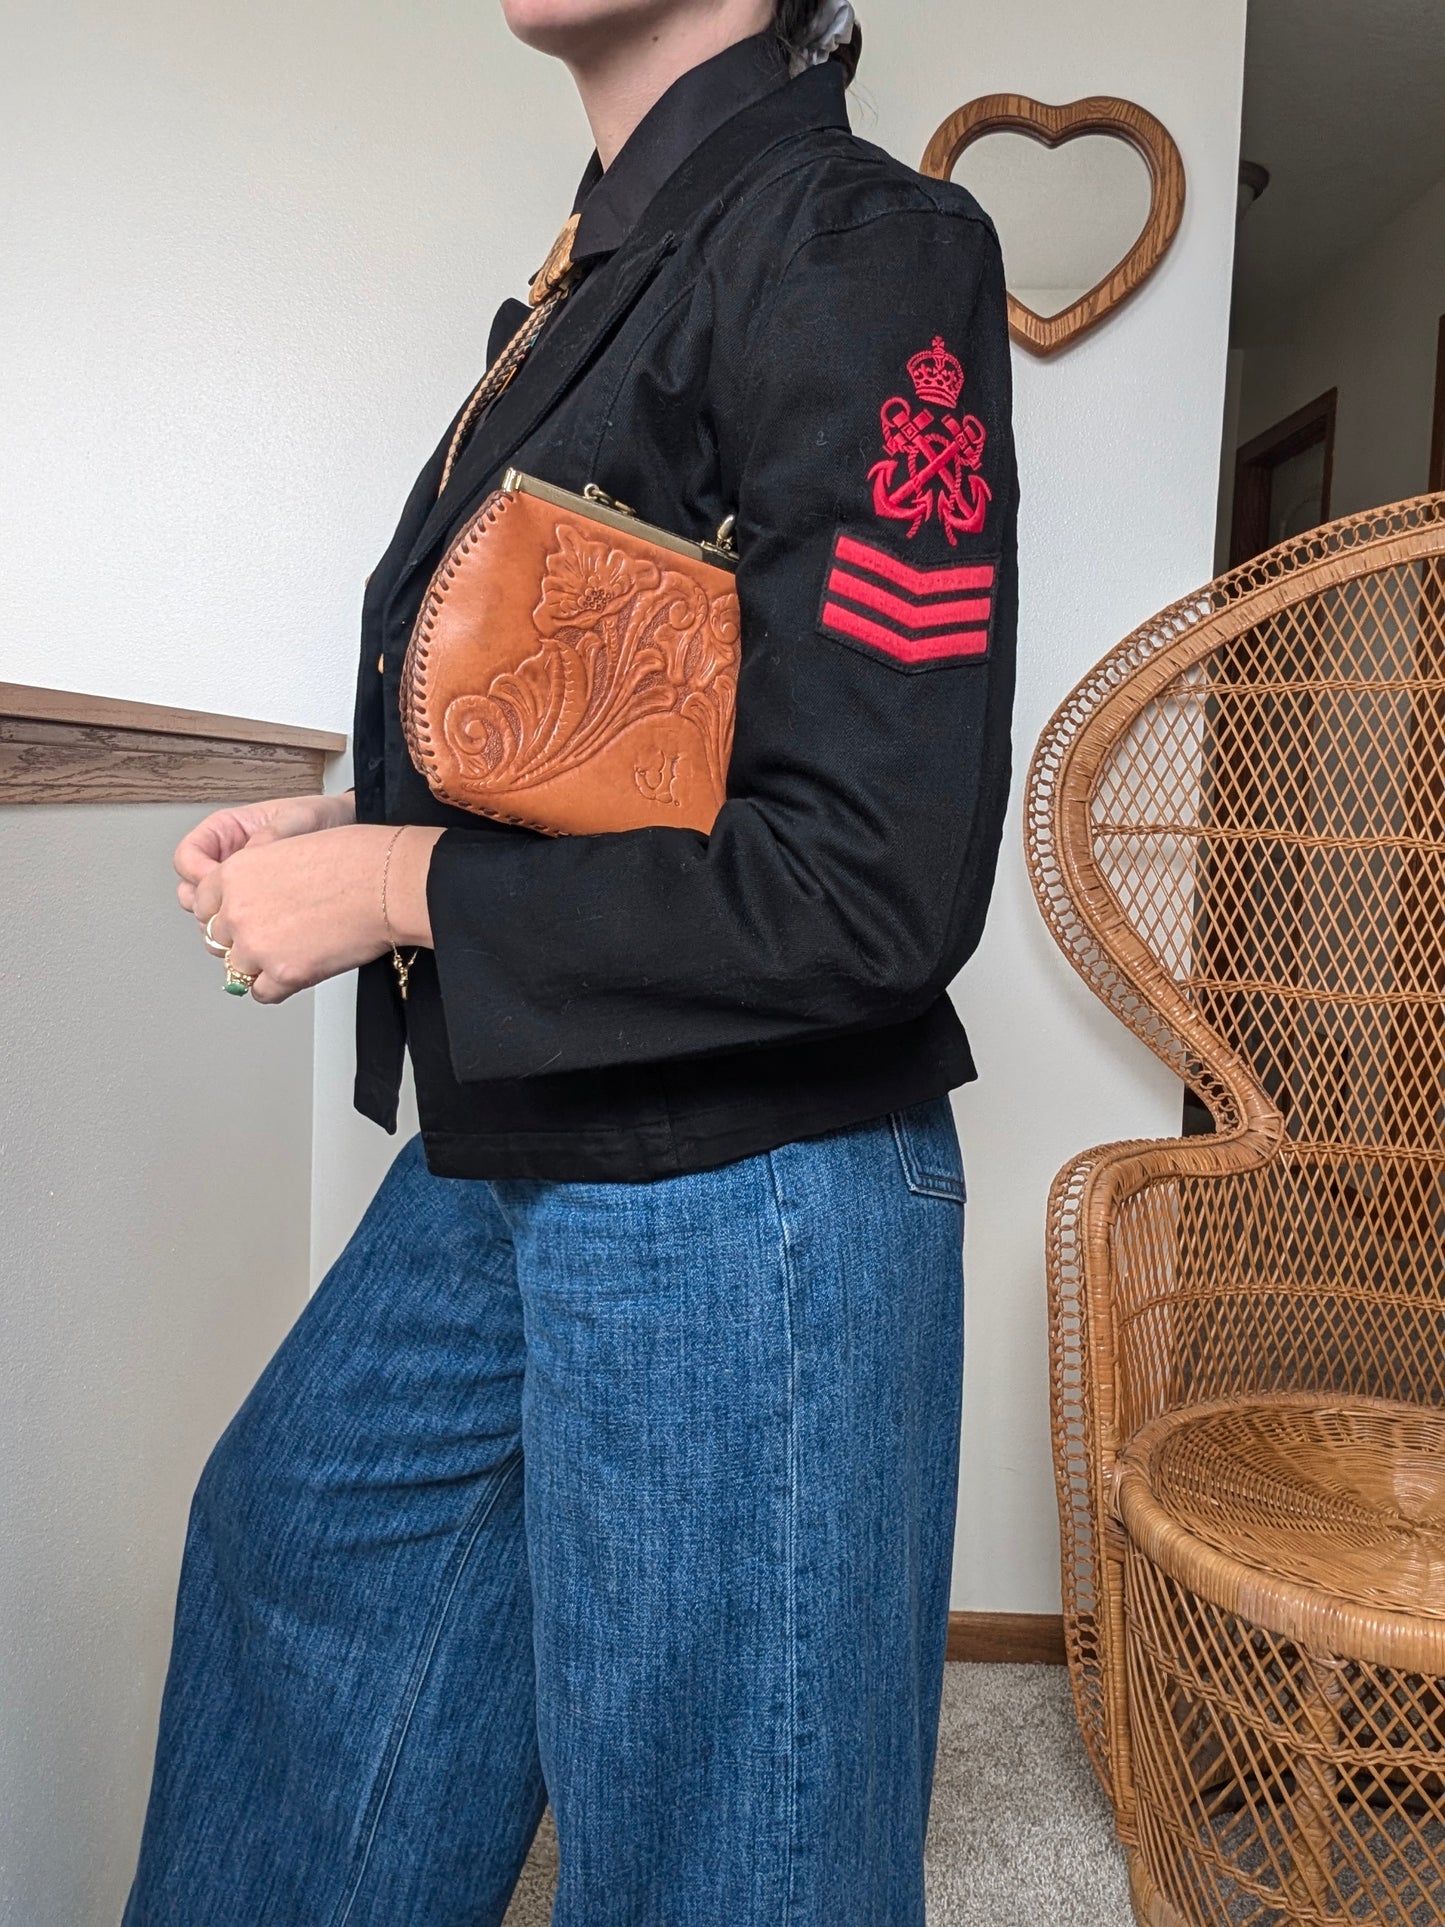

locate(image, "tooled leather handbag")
[[400, 469, 741, 836]]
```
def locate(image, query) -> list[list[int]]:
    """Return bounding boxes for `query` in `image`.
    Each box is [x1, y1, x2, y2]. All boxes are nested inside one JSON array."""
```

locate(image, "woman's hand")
[[192, 823, 442, 1005], [174, 792, 357, 912]]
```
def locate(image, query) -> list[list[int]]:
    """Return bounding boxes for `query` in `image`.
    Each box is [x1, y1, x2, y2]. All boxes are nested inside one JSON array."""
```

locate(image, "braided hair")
[[774, 0, 862, 83]]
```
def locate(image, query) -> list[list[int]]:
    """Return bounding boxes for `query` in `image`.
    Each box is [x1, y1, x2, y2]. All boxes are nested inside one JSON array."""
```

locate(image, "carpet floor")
[[502, 1663, 1134, 1925]]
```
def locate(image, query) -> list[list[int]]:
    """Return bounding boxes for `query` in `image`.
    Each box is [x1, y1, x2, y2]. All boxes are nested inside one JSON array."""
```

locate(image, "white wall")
[[2, 0, 584, 731], [861, 2, 1247, 1611], [4, 14, 1246, 1863], [0, 806, 314, 1926], [1236, 171, 1445, 519]]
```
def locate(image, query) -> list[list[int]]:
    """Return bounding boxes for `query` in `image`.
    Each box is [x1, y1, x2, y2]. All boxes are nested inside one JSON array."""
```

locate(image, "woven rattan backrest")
[[1027, 495, 1445, 1437]]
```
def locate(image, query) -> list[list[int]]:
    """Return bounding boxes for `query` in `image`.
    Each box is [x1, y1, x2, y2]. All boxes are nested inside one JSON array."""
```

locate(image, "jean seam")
[[890, 1106, 967, 1203], [328, 1450, 525, 1927], [763, 1148, 800, 1925]]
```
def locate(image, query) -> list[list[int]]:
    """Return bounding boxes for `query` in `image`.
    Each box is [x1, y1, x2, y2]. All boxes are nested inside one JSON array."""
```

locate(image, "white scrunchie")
[[788, 0, 856, 75]]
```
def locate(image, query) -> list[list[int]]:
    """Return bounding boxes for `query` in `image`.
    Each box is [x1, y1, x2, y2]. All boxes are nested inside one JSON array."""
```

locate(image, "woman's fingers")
[[192, 867, 225, 928], [186, 820, 395, 1007], [174, 842, 221, 916], [245, 971, 291, 1006], [173, 836, 221, 885], [205, 933, 269, 999], [185, 826, 313, 1003], [174, 811, 243, 884], [243, 796, 336, 847], [176, 798, 347, 929], [174, 796, 350, 893], [176, 797, 346, 886]]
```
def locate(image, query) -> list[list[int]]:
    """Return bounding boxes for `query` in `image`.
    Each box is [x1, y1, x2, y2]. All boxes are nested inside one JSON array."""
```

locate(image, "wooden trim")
[[0, 682, 345, 751], [921, 95, 1186, 358], [1235, 388, 1339, 479], [1430, 313, 1445, 495], [0, 683, 346, 805], [947, 1611, 1067, 1664], [1229, 388, 1337, 567]]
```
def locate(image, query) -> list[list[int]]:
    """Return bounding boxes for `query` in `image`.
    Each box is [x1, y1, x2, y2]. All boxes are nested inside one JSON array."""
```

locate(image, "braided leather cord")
[[435, 212, 581, 499]]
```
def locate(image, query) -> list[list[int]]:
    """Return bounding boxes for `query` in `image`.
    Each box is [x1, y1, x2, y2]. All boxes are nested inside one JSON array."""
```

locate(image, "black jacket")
[[351, 35, 1018, 1181]]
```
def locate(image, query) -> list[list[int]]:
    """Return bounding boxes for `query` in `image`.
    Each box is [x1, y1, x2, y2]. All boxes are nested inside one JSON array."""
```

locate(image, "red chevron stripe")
[[834, 533, 995, 597], [821, 600, 990, 662], [827, 567, 992, 630]]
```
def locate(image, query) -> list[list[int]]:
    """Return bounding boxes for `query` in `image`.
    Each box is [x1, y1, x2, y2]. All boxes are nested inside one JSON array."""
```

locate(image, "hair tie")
[[788, 0, 856, 76]]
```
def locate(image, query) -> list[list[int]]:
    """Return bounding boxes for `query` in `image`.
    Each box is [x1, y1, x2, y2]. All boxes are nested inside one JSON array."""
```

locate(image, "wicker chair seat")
[[1114, 1396, 1445, 1927], [1117, 1395, 1445, 1670]]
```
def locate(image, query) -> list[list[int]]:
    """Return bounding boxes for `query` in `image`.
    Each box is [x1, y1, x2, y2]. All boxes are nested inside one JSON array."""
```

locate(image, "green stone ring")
[[222, 953, 256, 996]]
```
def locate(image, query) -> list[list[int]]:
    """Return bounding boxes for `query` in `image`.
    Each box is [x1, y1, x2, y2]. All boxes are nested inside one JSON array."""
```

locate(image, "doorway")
[[1228, 388, 1336, 566], [1191, 0, 1445, 1137]]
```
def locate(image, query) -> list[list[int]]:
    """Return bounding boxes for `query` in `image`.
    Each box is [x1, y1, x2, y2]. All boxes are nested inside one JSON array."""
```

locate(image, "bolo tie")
[[434, 210, 582, 499]]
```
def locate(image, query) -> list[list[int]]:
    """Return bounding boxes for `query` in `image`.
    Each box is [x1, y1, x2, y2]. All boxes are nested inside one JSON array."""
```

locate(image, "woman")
[[125, 0, 1016, 1920]]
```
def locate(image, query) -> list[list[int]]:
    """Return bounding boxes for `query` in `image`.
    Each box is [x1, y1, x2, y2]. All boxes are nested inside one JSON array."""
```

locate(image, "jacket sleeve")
[[425, 201, 1018, 1081]]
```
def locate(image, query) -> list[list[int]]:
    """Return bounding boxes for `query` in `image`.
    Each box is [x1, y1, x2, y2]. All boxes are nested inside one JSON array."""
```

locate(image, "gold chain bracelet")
[[381, 825, 420, 1002]]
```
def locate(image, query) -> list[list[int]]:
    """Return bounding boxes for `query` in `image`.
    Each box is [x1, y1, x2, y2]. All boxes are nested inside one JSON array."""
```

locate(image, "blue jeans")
[[123, 1098, 966, 1925]]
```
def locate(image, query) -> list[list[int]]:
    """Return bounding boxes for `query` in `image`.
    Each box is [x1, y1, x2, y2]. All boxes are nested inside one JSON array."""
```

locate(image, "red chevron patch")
[[818, 532, 996, 669]]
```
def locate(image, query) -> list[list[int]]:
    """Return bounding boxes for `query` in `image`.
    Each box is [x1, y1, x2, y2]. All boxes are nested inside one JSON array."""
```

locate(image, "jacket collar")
[[567, 29, 791, 269], [394, 58, 851, 583], [622, 53, 850, 259]]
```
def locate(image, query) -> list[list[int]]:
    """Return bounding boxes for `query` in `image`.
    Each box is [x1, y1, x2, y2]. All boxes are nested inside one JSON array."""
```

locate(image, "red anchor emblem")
[[868, 335, 991, 545]]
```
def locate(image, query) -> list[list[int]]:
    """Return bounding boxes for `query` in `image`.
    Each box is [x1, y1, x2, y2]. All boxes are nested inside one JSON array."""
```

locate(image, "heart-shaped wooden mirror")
[[921, 96, 1186, 358]]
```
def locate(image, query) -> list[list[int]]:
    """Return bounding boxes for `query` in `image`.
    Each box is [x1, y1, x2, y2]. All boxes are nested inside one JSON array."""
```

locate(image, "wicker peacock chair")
[[1024, 494, 1445, 1927]]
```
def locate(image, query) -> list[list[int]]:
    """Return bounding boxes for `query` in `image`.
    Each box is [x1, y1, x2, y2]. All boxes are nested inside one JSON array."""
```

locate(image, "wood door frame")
[[1229, 388, 1338, 567], [1430, 312, 1445, 494]]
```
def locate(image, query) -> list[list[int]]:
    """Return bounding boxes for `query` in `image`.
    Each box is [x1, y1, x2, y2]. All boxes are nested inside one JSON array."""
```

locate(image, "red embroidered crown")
[[907, 336, 965, 410]]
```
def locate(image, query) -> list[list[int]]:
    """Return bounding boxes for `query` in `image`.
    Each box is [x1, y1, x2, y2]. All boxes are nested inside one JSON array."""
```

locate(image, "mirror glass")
[[947, 132, 1153, 318]]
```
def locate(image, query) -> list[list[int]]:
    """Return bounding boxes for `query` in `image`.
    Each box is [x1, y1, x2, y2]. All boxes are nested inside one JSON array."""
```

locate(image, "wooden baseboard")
[[947, 1611, 1066, 1664]]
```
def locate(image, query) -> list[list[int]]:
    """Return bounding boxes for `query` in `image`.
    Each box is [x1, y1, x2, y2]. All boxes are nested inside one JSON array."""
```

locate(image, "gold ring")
[[203, 913, 229, 957], [222, 948, 257, 997]]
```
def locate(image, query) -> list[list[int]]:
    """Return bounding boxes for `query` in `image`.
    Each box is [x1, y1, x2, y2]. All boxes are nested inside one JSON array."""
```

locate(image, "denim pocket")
[[889, 1097, 967, 1203]]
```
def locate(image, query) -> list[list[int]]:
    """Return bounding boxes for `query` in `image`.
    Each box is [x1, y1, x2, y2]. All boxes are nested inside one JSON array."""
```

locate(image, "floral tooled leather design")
[[441, 526, 739, 798], [401, 487, 740, 837]]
